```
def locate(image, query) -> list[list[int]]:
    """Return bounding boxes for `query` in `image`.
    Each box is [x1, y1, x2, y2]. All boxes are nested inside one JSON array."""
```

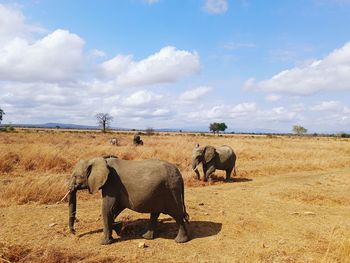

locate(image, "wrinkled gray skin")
[[192, 144, 236, 182], [68, 156, 189, 245]]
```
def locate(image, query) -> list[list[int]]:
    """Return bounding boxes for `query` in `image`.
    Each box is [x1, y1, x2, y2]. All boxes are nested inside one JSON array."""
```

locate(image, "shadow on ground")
[[78, 218, 222, 242], [210, 174, 252, 183]]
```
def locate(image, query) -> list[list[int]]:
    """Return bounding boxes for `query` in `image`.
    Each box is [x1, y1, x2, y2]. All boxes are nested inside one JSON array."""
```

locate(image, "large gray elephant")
[[68, 156, 189, 245], [192, 144, 236, 182]]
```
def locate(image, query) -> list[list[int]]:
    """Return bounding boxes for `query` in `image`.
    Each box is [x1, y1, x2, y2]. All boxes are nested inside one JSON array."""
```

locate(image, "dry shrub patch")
[[0, 242, 92, 263]]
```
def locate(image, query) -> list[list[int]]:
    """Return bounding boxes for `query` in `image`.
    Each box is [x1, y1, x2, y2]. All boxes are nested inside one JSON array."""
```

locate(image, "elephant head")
[[191, 144, 216, 171], [68, 157, 109, 234]]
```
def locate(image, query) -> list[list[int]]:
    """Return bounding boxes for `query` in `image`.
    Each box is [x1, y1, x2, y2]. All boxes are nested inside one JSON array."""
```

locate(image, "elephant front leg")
[[101, 197, 117, 245], [204, 166, 215, 182], [194, 169, 200, 180], [142, 212, 160, 240]]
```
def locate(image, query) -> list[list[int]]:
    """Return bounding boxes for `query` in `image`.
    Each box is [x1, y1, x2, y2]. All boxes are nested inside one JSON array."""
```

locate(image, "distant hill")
[[9, 123, 98, 130]]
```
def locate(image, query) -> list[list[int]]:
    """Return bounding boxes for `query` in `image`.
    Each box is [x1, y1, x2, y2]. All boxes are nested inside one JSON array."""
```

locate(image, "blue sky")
[[0, 0, 349, 132]]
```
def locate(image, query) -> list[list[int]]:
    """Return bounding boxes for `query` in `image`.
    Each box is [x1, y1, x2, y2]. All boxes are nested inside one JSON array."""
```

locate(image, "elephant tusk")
[[56, 190, 71, 204], [193, 165, 199, 171]]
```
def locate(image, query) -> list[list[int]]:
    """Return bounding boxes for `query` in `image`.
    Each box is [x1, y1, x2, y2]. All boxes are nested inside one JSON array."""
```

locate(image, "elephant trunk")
[[68, 176, 77, 234], [68, 189, 77, 234], [192, 159, 199, 171]]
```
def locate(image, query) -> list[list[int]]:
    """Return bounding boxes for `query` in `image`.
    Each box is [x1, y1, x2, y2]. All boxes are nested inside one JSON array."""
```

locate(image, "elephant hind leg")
[[142, 212, 160, 240], [225, 167, 233, 181], [174, 216, 189, 243]]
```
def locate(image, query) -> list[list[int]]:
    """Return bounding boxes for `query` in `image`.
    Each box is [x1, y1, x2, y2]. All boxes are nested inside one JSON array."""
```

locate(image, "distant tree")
[[209, 122, 219, 134], [145, 127, 155, 135], [217, 122, 228, 133], [0, 108, 5, 124], [209, 122, 227, 134], [293, 125, 307, 135], [96, 113, 113, 132]]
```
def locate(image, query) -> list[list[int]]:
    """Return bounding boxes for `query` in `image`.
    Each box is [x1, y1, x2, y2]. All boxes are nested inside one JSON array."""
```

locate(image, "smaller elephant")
[[133, 134, 143, 146], [110, 138, 118, 146], [192, 144, 236, 182]]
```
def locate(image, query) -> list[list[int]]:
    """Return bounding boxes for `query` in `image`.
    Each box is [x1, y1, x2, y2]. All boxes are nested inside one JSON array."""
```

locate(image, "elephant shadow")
[[210, 174, 252, 183], [78, 218, 222, 241]]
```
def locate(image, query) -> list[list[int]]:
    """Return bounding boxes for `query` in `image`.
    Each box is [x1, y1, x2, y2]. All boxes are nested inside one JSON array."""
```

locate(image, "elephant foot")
[[142, 230, 155, 240], [175, 233, 189, 243], [112, 222, 123, 236], [100, 237, 115, 245]]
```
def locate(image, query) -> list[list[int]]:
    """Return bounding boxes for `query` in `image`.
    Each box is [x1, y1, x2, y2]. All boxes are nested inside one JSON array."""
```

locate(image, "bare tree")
[[96, 113, 113, 132]]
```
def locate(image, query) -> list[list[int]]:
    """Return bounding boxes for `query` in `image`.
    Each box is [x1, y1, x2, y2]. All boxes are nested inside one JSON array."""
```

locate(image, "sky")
[[0, 0, 349, 133]]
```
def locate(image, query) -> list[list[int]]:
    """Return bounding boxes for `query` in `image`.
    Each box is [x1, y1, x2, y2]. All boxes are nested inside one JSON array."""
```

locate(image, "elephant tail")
[[181, 179, 190, 223]]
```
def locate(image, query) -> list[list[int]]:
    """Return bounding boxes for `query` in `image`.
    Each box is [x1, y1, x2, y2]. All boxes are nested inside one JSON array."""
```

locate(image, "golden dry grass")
[[0, 129, 350, 262]]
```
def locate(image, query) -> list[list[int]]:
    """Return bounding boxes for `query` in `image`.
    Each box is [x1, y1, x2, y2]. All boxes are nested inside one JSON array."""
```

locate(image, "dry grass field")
[[0, 129, 349, 262]]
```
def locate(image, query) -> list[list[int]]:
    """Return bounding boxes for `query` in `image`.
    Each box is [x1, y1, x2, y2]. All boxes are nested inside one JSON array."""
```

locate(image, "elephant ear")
[[204, 146, 216, 163], [87, 157, 109, 194]]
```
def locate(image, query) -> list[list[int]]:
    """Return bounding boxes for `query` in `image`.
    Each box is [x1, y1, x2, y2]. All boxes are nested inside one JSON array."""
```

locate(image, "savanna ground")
[[0, 129, 349, 262]]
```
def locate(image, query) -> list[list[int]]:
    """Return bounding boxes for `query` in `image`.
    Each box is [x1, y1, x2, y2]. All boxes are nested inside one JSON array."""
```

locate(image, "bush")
[[340, 133, 350, 138], [145, 127, 155, 136]]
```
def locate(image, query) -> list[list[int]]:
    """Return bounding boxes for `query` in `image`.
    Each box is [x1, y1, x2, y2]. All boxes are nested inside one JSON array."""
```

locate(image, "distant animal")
[[133, 134, 143, 145], [67, 156, 189, 245], [110, 138, 118, 146], [192, 144, 236, 182]]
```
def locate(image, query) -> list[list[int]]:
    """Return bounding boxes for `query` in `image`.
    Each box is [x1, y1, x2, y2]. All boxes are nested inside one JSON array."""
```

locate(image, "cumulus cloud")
[[310, 100, 344, 111], [203, 0, 228, 14], [99, 46, 200, 87], [187, 102, 257, 120], [265, 94, 281, 102], [244, 42, 350, 95], [0, 4, 45, 44], [0, 29, 85, 82], [0, 4, 84, 82], [122, 90, 163, 107], [179, 86, 212, 101]]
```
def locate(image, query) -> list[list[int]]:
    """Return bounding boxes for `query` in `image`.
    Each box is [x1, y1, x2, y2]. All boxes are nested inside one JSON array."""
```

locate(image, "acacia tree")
[[218, 122, 228, 133], [209, 122, 219, 134], [0, 108, 4, 124], [96, 113, 113, 132], [209, 122, 227, 134], [293, 125, 307, 135]]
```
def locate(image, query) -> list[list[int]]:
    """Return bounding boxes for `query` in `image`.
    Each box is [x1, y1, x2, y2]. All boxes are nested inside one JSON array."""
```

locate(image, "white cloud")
[[0, 29, 85, 82], [99, 46, 200, 87], [89, 49, 106, 59], [187, 102, 257, 120], [0, 4, 84, 82], [203, 0, 228, 14], [179, 86, 212, 101], [122, 90, 163, 107], [265, 94, 281, 102], [310, 100, 343, 111], [0, 4, 45, 44], [244, 42, 350, 95]]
